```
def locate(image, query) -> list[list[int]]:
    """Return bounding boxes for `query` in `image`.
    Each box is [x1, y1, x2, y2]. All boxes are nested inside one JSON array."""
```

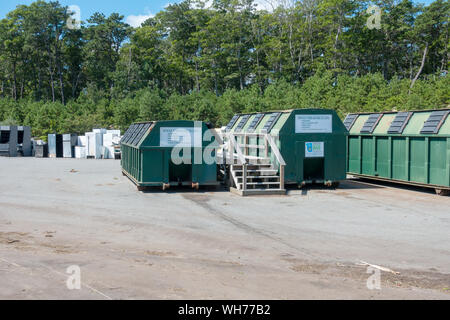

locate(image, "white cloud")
[[126, 12, 154, 28], [198, 0, 279, 12], [254, 0, 277, 11], [255, 0, 298, 11]]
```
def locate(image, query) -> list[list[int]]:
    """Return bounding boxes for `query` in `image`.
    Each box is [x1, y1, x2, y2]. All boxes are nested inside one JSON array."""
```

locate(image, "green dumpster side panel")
[[409, 137, 426, 183], [429, 138, 447, 186], [227, 109, 347, 185], [279, 109, 347, 184], [347, 109, 450, 190], [392, 137, 407, 181], [375, 137, 389, 178], [348, 136, 360, 173], [121, 120, 217, 187], [361, 137, 373, 175]]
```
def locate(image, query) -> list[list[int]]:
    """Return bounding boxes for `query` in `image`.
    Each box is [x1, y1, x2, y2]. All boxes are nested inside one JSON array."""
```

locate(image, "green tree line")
[[0, 0, 448, 138]]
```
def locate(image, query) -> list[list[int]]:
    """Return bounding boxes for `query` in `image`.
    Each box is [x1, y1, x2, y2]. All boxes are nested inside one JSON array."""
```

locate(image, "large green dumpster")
[[121, 120, 218, 190], [222, 109, 347, 194], [345, 109, 450, 195]]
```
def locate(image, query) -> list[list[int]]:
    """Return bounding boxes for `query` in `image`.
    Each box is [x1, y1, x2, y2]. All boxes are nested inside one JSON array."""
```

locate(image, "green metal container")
[[345, 109, 450, 195], [225, 109, 347, 187], [121, 120, 218, 190]]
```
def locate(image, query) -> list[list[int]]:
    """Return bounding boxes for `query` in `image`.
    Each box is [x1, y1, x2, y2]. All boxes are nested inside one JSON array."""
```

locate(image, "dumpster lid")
[[130, 123, 145, 144], [262, 112, 282, 133], [225, 115, 240, 131], [343, 114, 359, 131], [130, 122, 152, 146], [235, 114, 251, 132], [247, 113, 265, 132], [420, 110, 449, 134], [360, 113, 382, 133], [121, 124, 138, 144], [387, 112, 413, 134]]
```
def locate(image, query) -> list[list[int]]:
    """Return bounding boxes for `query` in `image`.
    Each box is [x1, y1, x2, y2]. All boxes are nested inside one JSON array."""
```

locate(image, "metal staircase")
[[217, 131, 286, 196]]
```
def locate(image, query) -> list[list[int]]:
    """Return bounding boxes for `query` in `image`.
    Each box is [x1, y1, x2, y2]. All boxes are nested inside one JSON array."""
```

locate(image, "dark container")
[[48, 134, 63, 158], [35, 144, 49, 158]]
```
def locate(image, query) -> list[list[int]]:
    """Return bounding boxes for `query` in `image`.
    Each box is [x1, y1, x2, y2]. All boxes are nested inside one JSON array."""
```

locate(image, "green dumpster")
[[121, 120, 218, 190], [222, 109, 347, 194], [345, 109, 450, 195]]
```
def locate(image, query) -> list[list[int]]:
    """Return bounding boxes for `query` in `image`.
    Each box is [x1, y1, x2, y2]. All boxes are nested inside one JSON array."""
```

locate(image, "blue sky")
[[0, 0, 171, 26], [0, 0, 436, 27]]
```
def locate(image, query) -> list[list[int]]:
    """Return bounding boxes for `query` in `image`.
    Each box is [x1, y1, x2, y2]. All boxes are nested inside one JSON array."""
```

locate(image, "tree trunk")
[[58, 62, 65, 104], [333, 22, 342, 70], [72, 72, 80, 98], [409, 44, 428, 93], [49, 66, 55, 102], [55, 31, 65, 104], [12, 60, 17, 100]]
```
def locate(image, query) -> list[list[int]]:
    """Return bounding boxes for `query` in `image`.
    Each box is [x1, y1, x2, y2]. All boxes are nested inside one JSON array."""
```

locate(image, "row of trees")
[[0, 0, 448, 137], [1, 71, 448, 139]]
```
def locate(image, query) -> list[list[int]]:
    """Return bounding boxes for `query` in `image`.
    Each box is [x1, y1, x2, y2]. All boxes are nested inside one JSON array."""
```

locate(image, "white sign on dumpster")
[[295, 114, 332, 133], [160, 127, 202, 147], [305, 142, 324, 158]]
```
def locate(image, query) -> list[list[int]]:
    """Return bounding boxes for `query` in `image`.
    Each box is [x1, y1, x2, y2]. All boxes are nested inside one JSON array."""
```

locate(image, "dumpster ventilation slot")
[[121, 124, 138, 144], [360, 113, 382, 133], [420, 110, 449, 134], [388, 112, 412, 134], [225, 115, 240, 131], [262, 112, 281, 133], [343, 114, 358, 131], [247, 113, 265, 132], [235, 114, 251, 132], [128, 123, 144, 145], [120, 125, 131, 143], [130, 122, 152, 146]]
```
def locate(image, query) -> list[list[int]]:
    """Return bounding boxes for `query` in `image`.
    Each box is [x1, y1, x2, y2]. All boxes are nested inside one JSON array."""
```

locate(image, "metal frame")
[[220, 131, 286, 192]]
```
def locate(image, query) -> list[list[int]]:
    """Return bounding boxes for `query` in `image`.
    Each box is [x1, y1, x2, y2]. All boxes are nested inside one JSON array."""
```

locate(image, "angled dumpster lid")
[[360, 113, 382, 133], [129, 123, 145, 144], [225, 115, 240, 131], [262, 112, 282, 133], [128, 123, 144, 146], [420, 110, 449, 134], [247, 113, 265, 132], [125, 124, 139, 143], [121, 124, 138, 144], [130, 122, 152, 146], [234, 114, 251, 132], [387, 112, 413, 134], [343, 114, 359, 131]]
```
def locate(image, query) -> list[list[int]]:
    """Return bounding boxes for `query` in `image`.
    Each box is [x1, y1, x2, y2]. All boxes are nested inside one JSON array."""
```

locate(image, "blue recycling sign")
[[305, 142, 324, 158]]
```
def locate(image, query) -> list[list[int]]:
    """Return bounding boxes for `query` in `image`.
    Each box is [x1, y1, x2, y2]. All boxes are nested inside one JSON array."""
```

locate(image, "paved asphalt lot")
[[0, 157, 449, 299]]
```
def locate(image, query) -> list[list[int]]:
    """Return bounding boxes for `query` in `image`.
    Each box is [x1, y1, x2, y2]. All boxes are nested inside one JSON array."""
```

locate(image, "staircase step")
[[238, 182, 281, 186], [233, 169, 278, 174], [233, 165, 274, 169], [237, 175, 279, 179], [230, 187, 286, 196], [238, 144, 265, 149], [244, 155, 269, 160]]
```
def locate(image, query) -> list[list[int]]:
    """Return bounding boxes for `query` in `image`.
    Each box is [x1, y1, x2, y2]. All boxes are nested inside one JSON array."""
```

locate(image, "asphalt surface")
[[0, 157, 449, 299]]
